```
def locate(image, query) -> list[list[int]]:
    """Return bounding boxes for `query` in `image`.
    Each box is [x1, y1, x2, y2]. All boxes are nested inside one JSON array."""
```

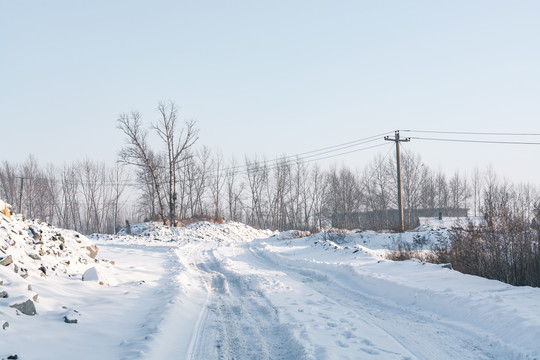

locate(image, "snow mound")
[[94, 221, 274, 245]]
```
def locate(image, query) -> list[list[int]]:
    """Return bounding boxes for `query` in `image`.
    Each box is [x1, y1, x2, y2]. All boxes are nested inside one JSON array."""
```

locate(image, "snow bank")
[[92, 220, 274, 246], [256, 229, 540, 358]]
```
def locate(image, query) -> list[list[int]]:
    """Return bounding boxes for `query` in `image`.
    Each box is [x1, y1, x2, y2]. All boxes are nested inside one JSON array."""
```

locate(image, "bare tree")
[[118, 111, 167, 225], [310, 164, 327, 230], [436, 170, 449, 210], [245, 156, 269, 228], [270, 157, 291, 230], [78, 159, 113, 234], [419, 166, 436, 210], [327, 166, 362, 229], [109, 164, 128, 233], [449, 170, 470, 211], [60, 164, 81, 231], [360, 155, 393, 229], [153, 101, 199, 226], [209, 152, 226, 219], [0, 161, 19, 211], [471, 167, 483, 217], [401, 152, 422, 228], [225, 157, 244, 222]]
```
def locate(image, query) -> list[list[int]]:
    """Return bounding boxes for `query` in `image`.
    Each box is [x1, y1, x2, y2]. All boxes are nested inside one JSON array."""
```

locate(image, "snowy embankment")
[[1, 208, 539, 359], [253, 231, 539, 358]]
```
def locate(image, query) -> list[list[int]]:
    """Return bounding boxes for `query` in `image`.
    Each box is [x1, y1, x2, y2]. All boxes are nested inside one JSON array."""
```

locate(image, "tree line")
[[1, 102, 539, 235], [0, 155, 129, 234]]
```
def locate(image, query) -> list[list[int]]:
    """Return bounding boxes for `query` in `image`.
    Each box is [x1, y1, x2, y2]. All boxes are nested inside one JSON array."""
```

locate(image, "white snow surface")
[[1, 213, 539, 359]]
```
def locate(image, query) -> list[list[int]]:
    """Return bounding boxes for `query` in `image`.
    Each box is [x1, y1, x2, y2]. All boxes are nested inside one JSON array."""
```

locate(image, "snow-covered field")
[[1, 211, 539, 359]]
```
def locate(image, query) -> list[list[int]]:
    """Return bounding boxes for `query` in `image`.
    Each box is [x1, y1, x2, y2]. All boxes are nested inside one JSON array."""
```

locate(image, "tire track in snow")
[[189, 248, 308, 360]]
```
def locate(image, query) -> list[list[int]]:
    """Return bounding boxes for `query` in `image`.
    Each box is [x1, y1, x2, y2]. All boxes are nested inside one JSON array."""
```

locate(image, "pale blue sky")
[[1, 1, 539, 183]]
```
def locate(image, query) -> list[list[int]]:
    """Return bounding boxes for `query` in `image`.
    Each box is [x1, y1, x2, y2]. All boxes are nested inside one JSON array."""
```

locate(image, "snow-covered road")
[[98, 223, 540, 359], [171, 238, 499, 360], [3, 220, 539, 359]]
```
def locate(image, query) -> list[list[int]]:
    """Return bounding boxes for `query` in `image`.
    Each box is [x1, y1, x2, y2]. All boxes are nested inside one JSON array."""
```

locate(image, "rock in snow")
[[9, 299, 36, 316], [82, 267, 99, 282], [0, 255, 13, 266], [63, 309, 80, 324]]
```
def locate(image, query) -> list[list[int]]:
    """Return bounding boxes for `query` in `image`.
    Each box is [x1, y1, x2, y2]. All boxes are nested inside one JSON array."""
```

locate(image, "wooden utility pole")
[[385, 131, 410, 232]]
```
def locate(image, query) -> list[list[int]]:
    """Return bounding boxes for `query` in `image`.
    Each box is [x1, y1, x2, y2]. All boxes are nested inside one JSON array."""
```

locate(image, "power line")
[[409, 136, 540, 145], [214, 131, 394, 174], [3, 133, 394, 187], [145, 131, 393, 175], [401, 130, 540, 136], [236, 142, 391, 177]]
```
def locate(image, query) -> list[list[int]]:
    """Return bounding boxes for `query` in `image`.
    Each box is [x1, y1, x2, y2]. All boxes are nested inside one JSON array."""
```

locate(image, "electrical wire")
[[5, 132, 394, 187], [409, 136, 540, 145], [235, 142, 391, 177], [213, 131, 393, 174], [401, 130, 540, 136]]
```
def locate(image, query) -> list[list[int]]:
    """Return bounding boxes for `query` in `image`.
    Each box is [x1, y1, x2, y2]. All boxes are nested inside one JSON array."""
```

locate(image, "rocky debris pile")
[[0, 214, 99, 280], [0, 202, 106, 322]]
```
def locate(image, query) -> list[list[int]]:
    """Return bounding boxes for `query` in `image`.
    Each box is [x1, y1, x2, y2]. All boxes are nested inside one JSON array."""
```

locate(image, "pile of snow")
[[93, 220, 274, 246], [267, 227, 449, 259]]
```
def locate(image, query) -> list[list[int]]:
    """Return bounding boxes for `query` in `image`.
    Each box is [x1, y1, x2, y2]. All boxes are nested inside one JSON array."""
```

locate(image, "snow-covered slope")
[[252, 231, 540, 358]]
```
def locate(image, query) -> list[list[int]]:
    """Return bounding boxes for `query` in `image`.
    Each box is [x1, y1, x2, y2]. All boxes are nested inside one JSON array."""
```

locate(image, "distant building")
[[331, 208, 468, 230]]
